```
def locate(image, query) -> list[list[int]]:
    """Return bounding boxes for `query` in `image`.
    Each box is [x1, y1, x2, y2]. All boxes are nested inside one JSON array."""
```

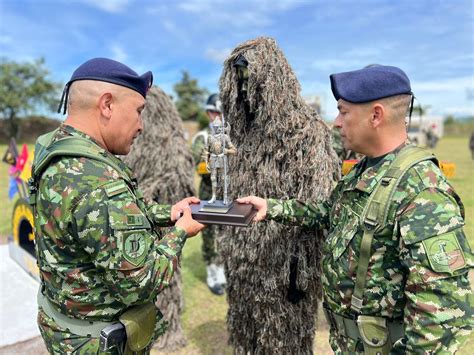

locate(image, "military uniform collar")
[[61, 124, 104, 149], [60, 124, 134, 179], [341, 142, 409, 194]]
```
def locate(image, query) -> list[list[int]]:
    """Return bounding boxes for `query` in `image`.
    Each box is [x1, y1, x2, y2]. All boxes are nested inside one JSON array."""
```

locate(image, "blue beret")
[[58, 58, 153, 114], [69, 58, 153, 98], [330, 65, 411, 103]]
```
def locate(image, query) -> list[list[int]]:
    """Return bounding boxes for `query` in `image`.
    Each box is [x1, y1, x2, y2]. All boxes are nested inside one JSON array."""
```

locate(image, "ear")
[[370, 103, 385, 128], [98, 92, 113, 119]]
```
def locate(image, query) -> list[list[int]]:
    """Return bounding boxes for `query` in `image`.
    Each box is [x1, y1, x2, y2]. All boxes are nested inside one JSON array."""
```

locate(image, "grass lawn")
[[1, 135, 472, 354]]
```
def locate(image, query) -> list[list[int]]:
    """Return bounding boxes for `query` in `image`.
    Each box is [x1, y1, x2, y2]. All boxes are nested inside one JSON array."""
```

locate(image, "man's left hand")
[[171, 196, 200, 222]]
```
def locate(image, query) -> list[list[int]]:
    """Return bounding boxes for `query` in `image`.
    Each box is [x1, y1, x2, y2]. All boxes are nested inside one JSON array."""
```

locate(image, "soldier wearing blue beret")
[[30, 58, 205, 354], [238, 65, 473, 353]]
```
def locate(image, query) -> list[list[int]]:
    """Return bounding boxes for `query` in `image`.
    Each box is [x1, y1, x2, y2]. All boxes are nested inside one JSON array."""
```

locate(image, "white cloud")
[[442, 106, 474, 116], [0, 35, 12, 44], [412, 76, 474, 93], [110, 45, 128, 62], [81, 0, 131, 13], [205, 47, 232, 63], [176, 0, 302, 29], [311, 44, 397, 72]]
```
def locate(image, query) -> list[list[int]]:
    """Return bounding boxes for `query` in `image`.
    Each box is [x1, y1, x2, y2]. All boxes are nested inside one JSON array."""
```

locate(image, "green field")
[[1, 136, 472, 354]]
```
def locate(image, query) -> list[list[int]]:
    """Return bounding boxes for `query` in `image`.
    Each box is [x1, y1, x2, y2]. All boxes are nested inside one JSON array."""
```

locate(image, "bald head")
[[377, 94, 412, 124], [67, 80, 131, 114]]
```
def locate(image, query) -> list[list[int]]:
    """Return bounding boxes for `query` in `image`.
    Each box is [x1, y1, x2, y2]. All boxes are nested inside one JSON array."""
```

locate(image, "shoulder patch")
[[423, 232, 466, 274], [104, 180, 128, 197], [122, 230, 149, 266], [127, 214, 144, 226]]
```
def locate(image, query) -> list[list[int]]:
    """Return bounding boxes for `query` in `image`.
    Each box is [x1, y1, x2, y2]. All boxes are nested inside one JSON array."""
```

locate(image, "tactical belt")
[[323, 304, 404, 345], [37, 289, 118, 338]]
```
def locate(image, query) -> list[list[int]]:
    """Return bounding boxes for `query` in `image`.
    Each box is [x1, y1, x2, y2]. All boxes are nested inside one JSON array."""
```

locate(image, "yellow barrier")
[[439, 162, 456, 178], [341, 160, 358, 176]]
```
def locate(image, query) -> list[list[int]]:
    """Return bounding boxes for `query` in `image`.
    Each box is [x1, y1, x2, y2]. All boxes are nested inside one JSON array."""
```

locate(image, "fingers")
[[171, 197, 201, 222], [181, 206, 192, 217], [176, 207, 205, 237], [236, 196, 254, 204], [254, 212, 266, 222], [186, 196, 200, 204]]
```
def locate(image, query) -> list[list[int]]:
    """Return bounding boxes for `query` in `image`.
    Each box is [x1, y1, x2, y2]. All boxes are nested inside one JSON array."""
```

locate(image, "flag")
[[2, 138, 19, 166], [19, 148, 34, 182], [8, 176, 19, 200], [15, 144, 28, 173]]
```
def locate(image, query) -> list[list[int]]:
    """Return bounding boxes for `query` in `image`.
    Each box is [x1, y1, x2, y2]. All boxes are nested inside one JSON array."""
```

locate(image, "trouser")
[[38, 308, 131, 355], [199, 175, 223, 265]]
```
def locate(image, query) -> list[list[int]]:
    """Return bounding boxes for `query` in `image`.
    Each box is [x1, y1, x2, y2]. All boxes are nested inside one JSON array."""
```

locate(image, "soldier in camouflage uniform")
[[238, 65, 473, 354], [191, 93, 227, 295], [30, 58, 205, 354]]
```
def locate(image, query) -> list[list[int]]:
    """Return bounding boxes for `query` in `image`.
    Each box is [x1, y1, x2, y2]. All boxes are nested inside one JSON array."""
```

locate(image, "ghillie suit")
[[219, 37, 340, 353], [122, 86, 195, 351]]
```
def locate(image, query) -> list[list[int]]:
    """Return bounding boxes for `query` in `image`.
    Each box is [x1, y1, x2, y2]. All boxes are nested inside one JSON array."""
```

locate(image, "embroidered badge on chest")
[[423, 232, 466, 273], [123, 232, 148, 266]]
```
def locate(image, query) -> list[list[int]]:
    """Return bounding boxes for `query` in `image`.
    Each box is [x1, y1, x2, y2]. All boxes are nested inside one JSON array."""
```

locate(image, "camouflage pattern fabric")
[[191, 128, 222, 265], [34, 125, 187, 354], [267, 144, 474, 354]]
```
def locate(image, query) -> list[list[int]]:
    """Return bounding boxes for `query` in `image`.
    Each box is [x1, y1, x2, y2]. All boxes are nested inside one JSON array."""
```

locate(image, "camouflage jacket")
[[34, 125, 187, 322], [267, 144, 473, 353]]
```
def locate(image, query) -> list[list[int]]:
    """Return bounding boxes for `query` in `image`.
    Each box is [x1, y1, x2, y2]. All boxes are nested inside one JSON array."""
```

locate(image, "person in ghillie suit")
[[122, 86, 196, 351], [218, 37, 340, 353], [31, 58, 204, 354], [191, 93, 228, 295], [240, 64, 474, 353]]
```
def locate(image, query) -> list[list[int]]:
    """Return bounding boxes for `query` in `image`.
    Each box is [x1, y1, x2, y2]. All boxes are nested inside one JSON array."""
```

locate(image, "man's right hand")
[[175, 207, 205, 237], [236, 196, 267, 222]]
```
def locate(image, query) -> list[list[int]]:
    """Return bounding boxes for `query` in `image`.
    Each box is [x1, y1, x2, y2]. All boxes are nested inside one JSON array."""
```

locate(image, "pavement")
[[0, 245, 40, 347]]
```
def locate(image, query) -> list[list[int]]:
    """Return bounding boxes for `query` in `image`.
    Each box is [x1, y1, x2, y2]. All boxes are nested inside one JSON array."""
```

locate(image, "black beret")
[[330, 65, 411, 103], [58, 58, 153, 114], [69, 57, 153, 98]]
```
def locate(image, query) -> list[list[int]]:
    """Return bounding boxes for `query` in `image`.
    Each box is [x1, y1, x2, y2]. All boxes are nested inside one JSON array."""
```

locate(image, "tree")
[[444, 115, 456, 125], [173, 71, 208, 123], [412, 104, 431, 119], [0, 57, 61, 137]]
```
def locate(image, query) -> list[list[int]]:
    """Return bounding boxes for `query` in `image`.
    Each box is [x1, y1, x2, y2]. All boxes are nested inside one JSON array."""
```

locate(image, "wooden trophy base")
[[191, 200, 256, 226]]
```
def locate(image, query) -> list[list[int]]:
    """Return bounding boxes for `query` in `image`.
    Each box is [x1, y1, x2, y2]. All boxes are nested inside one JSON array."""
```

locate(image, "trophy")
[[191, 114, 256, 226]]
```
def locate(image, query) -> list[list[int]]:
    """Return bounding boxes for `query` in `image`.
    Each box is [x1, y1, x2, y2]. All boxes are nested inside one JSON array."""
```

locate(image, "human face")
[[334, 99, 372, 154], [207, 110, 220, 123], [236, 66, 249, 99], [107, 89, 145, 155]]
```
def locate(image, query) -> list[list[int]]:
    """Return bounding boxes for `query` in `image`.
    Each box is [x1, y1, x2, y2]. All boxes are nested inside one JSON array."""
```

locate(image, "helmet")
[[205, 93, 222, 113]]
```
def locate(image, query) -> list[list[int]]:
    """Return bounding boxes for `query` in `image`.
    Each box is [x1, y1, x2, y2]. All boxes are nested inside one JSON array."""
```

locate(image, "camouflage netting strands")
[[219, 37, 340, 353], [122, 86, 195, 351]]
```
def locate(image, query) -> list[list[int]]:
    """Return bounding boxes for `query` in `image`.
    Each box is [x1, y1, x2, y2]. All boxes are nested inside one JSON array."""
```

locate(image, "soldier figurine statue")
[[202, 117, 237, 206]]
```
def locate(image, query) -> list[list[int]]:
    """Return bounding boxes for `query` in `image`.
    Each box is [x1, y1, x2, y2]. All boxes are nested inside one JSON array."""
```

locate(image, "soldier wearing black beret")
[[30, 58, 205, 354], [239, 65, 473, 354]]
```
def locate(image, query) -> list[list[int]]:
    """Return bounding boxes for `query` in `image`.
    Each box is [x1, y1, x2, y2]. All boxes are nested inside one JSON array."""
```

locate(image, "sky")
[[0, 0, 473, 120]]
